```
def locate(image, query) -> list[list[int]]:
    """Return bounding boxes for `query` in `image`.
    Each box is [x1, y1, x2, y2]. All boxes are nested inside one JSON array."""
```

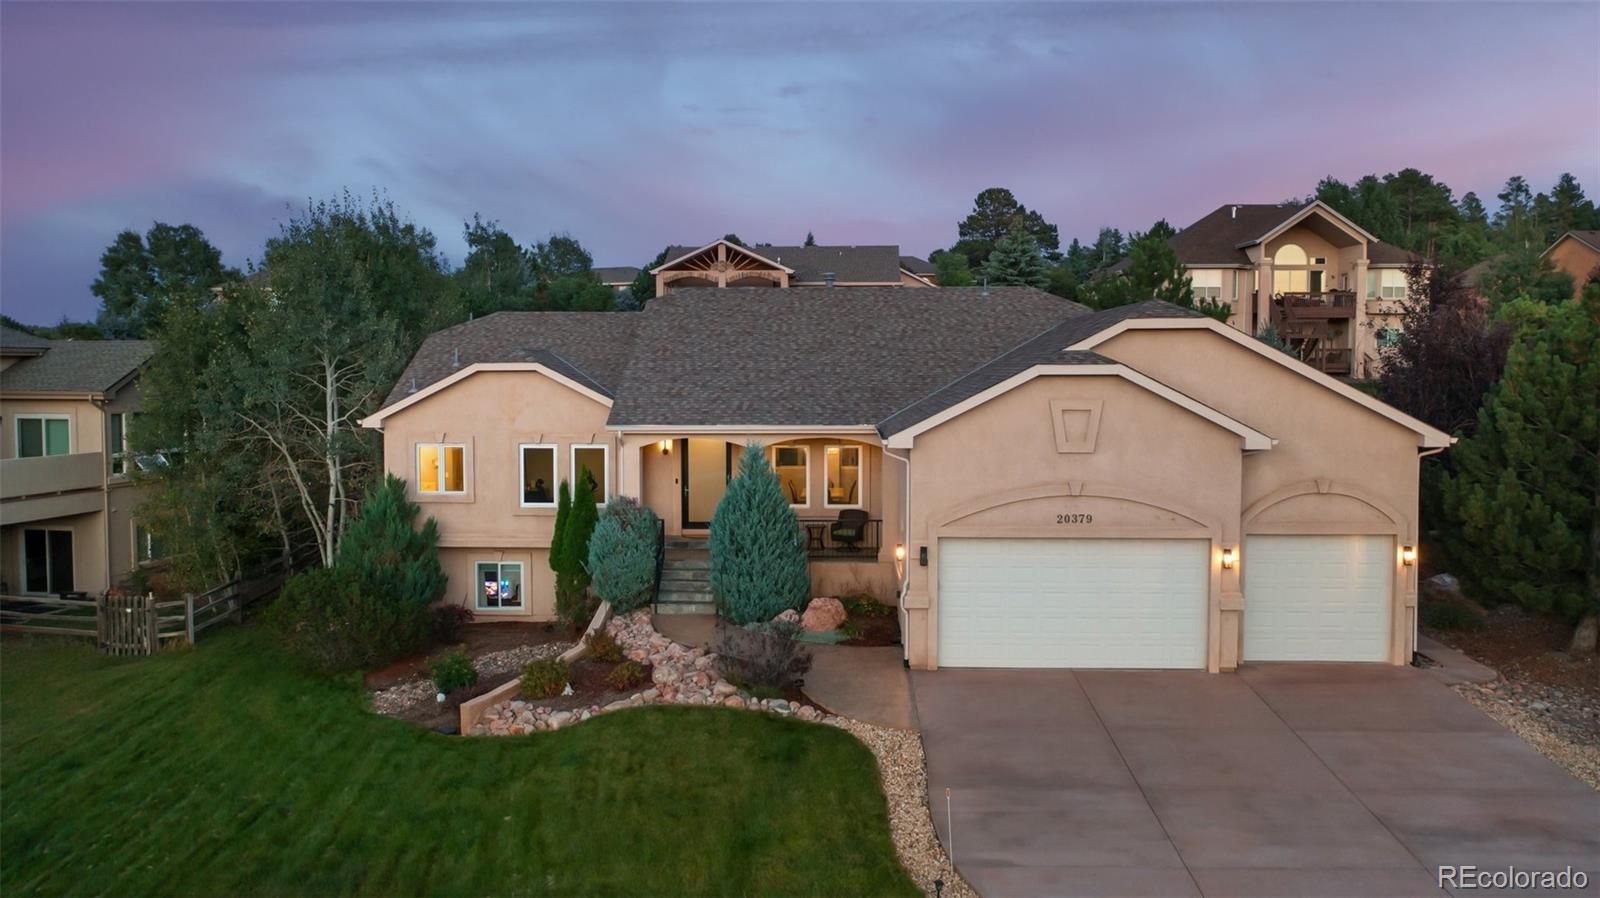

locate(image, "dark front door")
[[681, 438, 733, 529]]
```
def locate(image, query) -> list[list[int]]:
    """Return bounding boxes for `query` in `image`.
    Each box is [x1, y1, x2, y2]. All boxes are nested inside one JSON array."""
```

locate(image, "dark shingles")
[[0, 340, 154, 394], [1167, 205, 1304, 265], [899, 255, 936, 276], [593, 266, 640, 285], [1, 325, 52, 351], [1366, 241, 1421, 266]]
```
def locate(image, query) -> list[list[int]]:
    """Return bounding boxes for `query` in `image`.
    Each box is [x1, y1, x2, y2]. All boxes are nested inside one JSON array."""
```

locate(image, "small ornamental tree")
[[549, 479, 571, 578], [336, 474, 446, 609], [587, 496, 661, 613], [553, 471, 601, 630], [710, 443, 811, 624], [1440, 287, 1599, 645]]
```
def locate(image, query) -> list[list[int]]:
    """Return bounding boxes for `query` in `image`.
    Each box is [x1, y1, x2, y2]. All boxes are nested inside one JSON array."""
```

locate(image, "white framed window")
[[475, 560, 523, 611], [16, 414, 70, 458], [1379, 269, 1408, 300], [1190, 270, 1222, 302], [1376, 326, 1402, 349], [570, 444, 609, 505], [824, 445, 863, 508], [109, 412, 138, 476], [22, 528, 74, 594], [770, 445, 809, 507], [519, 444, 557, 507], [416, 443, 466, 494], [134, 522, 165, 565]]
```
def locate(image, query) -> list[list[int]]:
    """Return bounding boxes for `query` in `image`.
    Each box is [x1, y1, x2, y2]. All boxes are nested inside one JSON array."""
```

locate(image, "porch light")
[[1402, 545, 1417, 566], [893, 543, 906, 577], [658, 440, 671, 455], [1221, 546, 1237, 569]]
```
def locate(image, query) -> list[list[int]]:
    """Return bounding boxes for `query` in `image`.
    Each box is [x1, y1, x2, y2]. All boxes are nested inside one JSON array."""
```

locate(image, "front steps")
[[656, 545, 715, 615]]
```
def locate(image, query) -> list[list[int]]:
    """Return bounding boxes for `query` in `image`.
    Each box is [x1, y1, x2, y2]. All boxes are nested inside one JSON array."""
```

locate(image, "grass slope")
[[1, 628, 917, 897]]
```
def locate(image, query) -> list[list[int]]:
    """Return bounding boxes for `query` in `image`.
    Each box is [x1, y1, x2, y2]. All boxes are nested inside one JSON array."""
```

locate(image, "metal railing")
[[649, 517, 666, 611], [796, 518, 882, 560]]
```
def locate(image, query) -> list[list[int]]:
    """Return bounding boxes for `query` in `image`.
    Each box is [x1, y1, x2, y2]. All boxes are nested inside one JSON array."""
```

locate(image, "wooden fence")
[[0, 553, 302, 655]]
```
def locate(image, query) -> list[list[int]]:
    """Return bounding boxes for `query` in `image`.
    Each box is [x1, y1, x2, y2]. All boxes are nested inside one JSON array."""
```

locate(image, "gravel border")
[[370, 641, 572, 716], [1454, 682, 1600, 790], [827, 716, 975, 898]]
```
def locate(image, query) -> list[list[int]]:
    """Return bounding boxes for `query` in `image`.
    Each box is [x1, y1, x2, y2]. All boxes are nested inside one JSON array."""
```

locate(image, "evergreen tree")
[[957, 187, 1061, 258], [709, 443, 810, 624], [587, 496, 661, 613], [630, 246, 670, 306], [550, 480, 572, 578], [1441, 287, 1599, 637], [457, 215, 537, 315], [803, 231, 816, 247], [1082, 234, 1192, 309], [981, 229, 1050, 289], [552, 473, 601, 629], [337, 473, 446, 609], [1481, 244, 1575, 307], [91, 222, 236, 338]]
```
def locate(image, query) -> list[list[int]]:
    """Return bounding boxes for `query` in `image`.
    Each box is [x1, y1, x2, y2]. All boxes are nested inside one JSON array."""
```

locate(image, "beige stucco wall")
[[900, 375, 1247, 671], [1, 396, 106, 460], [0, 512, 106, 595], [1547, 237, 1600, 298]]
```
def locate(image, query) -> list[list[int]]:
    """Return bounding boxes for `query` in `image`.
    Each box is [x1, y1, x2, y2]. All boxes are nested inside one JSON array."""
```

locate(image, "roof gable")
[[0, 339, 154, 395]]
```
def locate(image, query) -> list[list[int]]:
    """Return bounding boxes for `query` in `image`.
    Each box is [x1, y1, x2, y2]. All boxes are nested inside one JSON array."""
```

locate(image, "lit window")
[[417, 443, 466, 494], [771, 445, 809, 506], [16, 416, 70, 458], [1273, 243, 1307, 266], [1379, 269, 1408, 300], [571, 444, 608, 504], [824, 445, 862, 508], [1190, 270, 1222, 302], [476, 561, 523, 610], [519, 444, 556, 507]]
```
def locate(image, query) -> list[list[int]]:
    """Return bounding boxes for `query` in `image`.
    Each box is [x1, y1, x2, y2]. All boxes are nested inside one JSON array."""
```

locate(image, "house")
[[1156, 201, 1422, 378], [593, 266, 640, 294], [362, 287, 1449, 672], [0, 327, 157, 596], [646, 239, 937, 297], [1541, 230, 1600, 297]]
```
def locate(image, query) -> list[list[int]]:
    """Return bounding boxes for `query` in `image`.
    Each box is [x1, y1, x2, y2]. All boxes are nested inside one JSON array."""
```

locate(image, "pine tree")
[[587, 496, 661, 613], [550, 479, 571, 577], [336, 473, 446, 608], [803, 231, 816, 247], [709, 443, 811, 624], [1441, 287, 1599, 637], [553, 470, 600, 628], [981, 229, 1050, 289]]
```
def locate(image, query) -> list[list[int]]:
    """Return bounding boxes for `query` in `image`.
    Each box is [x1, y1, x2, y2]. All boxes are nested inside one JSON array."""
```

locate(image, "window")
[[519, 444, 557, 507], [134, 523, 165, 564], [109, 412, 138, 476], [475, 561, 523, 610], [1379, 269, 1408, 300], [23, 528, 74, 594], [771, 445, 809, 506], [824, 445, 862, 508], [1190, 270, 1222, 302], [16, 415, 70, 458], [1366, 271, 1378, 299], [1376, 326, 1402, 349], [1272, 268, 1309, 293], [1272, 243, 1307, 266], [571, 444, 608, 504], [417, 443, 466, 494]]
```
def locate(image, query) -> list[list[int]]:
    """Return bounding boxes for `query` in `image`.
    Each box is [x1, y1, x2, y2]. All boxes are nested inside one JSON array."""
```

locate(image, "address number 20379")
[[1056, 513, 1094, 524]]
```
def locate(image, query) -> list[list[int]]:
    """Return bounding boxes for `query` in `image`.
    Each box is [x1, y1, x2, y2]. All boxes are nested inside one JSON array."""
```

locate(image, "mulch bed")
[[384, 670, 521, 731], [521, 658, 656, 713], [843, 608, 901, 647], [1426, 604, 1599, 702], [365, 622, 569, 691]]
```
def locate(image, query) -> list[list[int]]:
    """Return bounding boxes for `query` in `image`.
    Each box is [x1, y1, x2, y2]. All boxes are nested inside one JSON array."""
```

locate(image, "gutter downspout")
[[1412, 443, 1452, 658], [883, 444, 912, 664]]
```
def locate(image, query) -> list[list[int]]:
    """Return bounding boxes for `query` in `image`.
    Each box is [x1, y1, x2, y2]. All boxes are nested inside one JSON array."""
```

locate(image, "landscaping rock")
[[1421, 573, 1464, 604], [801, 597, 847, 632], [774, 608, 801, 625]]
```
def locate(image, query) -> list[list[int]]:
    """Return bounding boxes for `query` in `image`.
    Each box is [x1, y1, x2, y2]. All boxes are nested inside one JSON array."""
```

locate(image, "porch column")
[[1352, 257, 1372, 372], [1254, 260, 1273, 333], [616, 434, 649, 499]]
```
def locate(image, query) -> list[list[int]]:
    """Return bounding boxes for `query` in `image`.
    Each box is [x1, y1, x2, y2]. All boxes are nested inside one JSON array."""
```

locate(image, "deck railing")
[[796, 518, 882, 560]]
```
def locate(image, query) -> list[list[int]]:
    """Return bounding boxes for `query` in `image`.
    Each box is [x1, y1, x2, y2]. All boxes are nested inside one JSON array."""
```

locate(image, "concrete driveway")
[[911, 665, 1598, 898]]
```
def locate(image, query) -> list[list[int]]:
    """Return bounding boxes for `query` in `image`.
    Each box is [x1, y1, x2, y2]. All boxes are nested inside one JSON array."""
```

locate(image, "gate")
[[98, 591, 158, 656]]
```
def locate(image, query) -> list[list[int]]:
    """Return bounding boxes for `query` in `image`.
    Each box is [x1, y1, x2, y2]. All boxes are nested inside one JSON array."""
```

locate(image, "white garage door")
[[937, 538, 1208, 669], [1244, 535, 1392, 662]]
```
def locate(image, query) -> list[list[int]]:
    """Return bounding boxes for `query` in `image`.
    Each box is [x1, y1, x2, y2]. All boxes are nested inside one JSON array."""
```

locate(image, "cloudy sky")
[[2, 1, 1597, 325]]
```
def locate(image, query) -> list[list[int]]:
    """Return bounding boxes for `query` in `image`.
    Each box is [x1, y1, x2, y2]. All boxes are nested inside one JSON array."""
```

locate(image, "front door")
[[681, 438, 732, 530]]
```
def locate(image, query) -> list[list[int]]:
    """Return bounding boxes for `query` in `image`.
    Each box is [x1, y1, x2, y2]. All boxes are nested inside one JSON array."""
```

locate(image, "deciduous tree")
[[91, 222, 236, 337]]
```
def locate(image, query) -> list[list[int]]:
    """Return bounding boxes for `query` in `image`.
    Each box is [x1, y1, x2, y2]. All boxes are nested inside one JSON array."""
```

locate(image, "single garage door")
[[937, 538, 1208, 669], [1244, 535, 1392, 662]]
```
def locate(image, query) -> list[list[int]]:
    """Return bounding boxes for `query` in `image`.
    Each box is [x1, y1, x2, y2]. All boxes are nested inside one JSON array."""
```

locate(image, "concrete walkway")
[[912, 665, 1598, 898], [652, 613, 915, 729]]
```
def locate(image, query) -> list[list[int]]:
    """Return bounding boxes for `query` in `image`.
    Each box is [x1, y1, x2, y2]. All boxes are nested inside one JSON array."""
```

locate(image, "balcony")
[[798, 517, 882, 560], [0, 451, 105, 526], [1304, 347, 1352, 375], [1277, 291, 1357, 320]]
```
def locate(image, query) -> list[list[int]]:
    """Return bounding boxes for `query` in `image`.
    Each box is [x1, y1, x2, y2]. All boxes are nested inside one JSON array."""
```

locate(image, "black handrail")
[[649, 517, 666, 612], [796, 518, 882, 559]]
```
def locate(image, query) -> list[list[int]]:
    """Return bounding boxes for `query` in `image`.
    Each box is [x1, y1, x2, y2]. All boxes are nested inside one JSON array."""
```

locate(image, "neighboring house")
[[363, 288, 1449, 673], [1541, 230, 1600, 297], [0, 327, 157, 596], [646, 239, 936, 297], [1155, 201, 1423, 378], [899, 254, 938, 285], [593, 266, 640, 294]]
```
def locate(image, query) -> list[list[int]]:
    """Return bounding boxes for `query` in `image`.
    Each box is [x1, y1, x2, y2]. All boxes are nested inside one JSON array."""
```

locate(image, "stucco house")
[[363, 286, 1449, 672], [1541, 229, 1600, 297], [646, 239, 937, 297], [0, 326, 157, 596], [1153, 201, 1423, 378]]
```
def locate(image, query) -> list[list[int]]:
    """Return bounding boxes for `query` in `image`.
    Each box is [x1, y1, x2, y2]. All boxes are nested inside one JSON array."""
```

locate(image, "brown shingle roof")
[[593, 266, 640, 285], [1551, 230, 1600, 254], [899, 255, 935, 275], [0, 339, 153, 395], [1167, 204, 1304, 265]]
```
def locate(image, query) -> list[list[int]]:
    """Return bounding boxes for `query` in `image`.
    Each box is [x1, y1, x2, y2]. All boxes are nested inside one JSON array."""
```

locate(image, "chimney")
[[824, 272, 836, 288], [451, 347, 461, 368], [1231, 205, 1239, 219]]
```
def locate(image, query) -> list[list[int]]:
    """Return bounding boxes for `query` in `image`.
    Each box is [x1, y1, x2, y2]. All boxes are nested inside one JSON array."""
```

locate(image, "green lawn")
[[1, 628, 918, 897]]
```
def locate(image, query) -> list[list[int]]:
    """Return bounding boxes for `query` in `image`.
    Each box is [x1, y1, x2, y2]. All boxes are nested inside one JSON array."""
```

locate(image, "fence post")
[[232, 582, 245, 624], [185, 593, 196, 645], [145, 592, 158, 656], [95, 592, 106, 651]]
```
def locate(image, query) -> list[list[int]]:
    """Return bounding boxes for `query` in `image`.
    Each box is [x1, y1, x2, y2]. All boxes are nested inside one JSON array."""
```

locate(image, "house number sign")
[[1055, 513, 1094, 524]]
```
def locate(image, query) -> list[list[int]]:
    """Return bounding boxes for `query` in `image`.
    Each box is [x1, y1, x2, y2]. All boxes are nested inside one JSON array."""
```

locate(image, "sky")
[[2, 2, 1597, 326]]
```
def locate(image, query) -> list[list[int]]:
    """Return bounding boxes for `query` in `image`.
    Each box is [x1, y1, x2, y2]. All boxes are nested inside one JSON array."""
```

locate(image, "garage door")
[[1244, 535, 1392, 662], [937, 538, 1208, 669]]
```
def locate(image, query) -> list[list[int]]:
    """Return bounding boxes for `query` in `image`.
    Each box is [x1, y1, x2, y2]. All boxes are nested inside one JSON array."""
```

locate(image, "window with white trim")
[[417, 443, 466, 494], [1190, 270, 1222, 302], [824, 445, 862, 508], [771, 445, 809, 506], [571, 444, 608, 504], [16, 415, 70, 458], [109, 412, 139, 476], [134, 522, 165, 564], [1379, 269, 1408, 300], [475, 561, 523, 610], [519, 444, 557, 507]]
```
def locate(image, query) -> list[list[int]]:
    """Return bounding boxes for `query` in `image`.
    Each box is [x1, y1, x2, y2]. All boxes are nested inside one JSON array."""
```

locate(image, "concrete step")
[[663, 556, 711, 570], [657, 590, 714, 606], [664, 539, 710, 551], [661, 567, 711, 582], [654, 600, 717, 615]]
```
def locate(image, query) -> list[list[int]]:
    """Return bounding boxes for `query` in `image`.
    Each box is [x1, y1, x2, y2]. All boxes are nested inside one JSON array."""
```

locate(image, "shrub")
[[586, 629, 624, 663], [713, 619, 813, 690], [265, 566, 428, 673], [429, 651, 479, 693], [338, 474, 447, 610], [605, 660, 648, 691], [841, 593, 892, 618], [1420, 600, 1487, 633], [552, 476, 602, 633], [520, 658, 570, 699], [587, 496, 661, 613], [709, 443, 810, 624], [840, 619, 865, 641], [429, 605, 474, 645]]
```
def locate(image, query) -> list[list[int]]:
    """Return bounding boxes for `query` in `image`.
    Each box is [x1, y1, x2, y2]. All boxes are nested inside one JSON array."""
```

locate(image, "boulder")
[[774, 608, 801, 625], [1421, 573, 1464, 604], [801, 597, 847, 632]]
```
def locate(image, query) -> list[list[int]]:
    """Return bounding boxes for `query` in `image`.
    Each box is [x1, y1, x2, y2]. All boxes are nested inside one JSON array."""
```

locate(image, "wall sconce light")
[[1401, 545, 1417, 566], [893, 543, 906, 577], [1221, 546, 1237, 569], [658, 439, 671, 455], [919, 546, 928, 567]]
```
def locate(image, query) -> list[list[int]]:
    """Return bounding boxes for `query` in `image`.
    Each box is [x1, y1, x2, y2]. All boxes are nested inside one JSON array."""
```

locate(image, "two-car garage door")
[[937, 538, 1208, 669]]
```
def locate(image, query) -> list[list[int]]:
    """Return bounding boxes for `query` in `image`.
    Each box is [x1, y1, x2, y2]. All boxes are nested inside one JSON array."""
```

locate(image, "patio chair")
[[830, 508, 870, 551]]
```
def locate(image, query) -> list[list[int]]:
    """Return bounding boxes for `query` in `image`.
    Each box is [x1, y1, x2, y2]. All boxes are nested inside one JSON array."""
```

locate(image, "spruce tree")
[[553, 471, 601, 628], [1441, 287, 1598, 635], [981, 229, 1050, 289], [549, 479, 571, 577], [336, 473, 446, 608], [709, 443, 811, 624]]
